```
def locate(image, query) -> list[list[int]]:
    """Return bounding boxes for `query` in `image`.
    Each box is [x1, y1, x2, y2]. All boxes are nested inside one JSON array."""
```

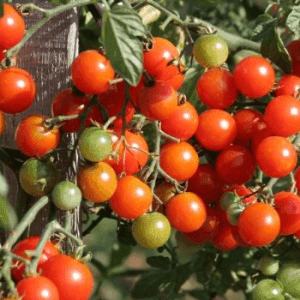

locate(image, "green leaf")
[[174, 263, 193, 292], [102, 6, 146, 86], [286, 6, 300, 38], [0, 0, 3, 18], [252, 14, 274, 41], [188, 289, 210, 300], [0, 196, 18, 231], [146, 256, 171, 270], [109, 242, 132, 269]]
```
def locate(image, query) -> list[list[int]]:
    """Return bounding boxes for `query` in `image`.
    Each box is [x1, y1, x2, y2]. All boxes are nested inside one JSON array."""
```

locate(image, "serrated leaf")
[[286, 6, 300, 38], [102, 6, 146, 86], [0, 196, 18, 231], [146, 256, 171, 270], [252, 15, 275, 41], [109, 243, 132, 269]]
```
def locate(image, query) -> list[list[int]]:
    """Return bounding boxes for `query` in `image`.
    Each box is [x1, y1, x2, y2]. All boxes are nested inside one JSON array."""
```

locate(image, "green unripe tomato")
[[193, 34, 229, 68], [226, 203, 244, 226], [19, 158, 58, 197], [78, 127, 112, 162], [220, 192, 240, 211], [258, 256, 279, 276], [51, 181, 82, 210], [277, 262, 300, 298], [132, 212, 171, 248], [252, 279, 284, 300]]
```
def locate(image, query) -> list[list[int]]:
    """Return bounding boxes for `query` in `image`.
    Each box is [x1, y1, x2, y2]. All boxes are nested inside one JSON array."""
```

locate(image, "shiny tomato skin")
[[71, 50, 115, 95], [16, 276, 59, 300], [274, 191, 300, 235], [251, 125, 273, 156], [287, 40, 300, 77], [196, 68, 238, 109], [160, 142, 199, 182], [255, 136, 297, 178], [0, 67, 36, 114], [11, 236, 60, 282], [109, 176, 152, 219], [275, 74, 300, 97], [41, 254, 94, 300], [196, 109, 237, 151], [15, 115, 60, 157], [215, 144, 256, 185], [187, 164, 225, 204], [238, 203, 280, 247], [0, 4, 25, 50], [212, 225, 239, 251], [161, 101, 198, 141], [166, 192, 207, 232], [264, 95, 300, 137], [233, 56, 275, 98]]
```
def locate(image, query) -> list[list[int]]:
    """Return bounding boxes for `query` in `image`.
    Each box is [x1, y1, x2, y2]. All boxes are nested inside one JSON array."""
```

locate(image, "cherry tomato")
[[275, 74, 300, 97], [187, 164, 225, 204], [251, 125, 273, 156], [193, 35, 229, 68], [152, 182, 176, 212], [287, 40, 300, 77], [238, 203, 280, 247], [0, 111, 5, 137], [212, 224, 239, 251], [11, 236, 60, 282], [195, 109, 237, 151], [166, 192, 207, 232], [16, 276, 59, 300], [51, 89, 103, 132], [233, 56, 275, 98], [0, 67, 36, 114], [41, 254, 94, 300], [137, 81, 178, 121], [255, 136, 297, 178], [225, 184, 256, 205], [160, 142, 199, 182], [77, 162, 117, 203], [258, 256, 279, 276], [161, 101, 198, 141], [0, 4, 25, 50], [215, 144, 256, 185], [71, 50, 115, 94], [274, 191, 300, 235], [264, 95, 300, 137], [196, 68, 238, 109], [277, 262, 300, 298], [15, 115, 60, 157], [110, 176, 152, 219], [252, 279, 284, 300]]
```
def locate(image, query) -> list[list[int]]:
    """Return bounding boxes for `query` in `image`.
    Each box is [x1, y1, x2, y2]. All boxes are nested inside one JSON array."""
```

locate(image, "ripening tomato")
[[274, 191, 300, 235], [195, 109, 237, 151], [187, 164, 225, 204], [11, 236, 60, 282], [233, 56, 275, 98], [77, 162, 117, 203], [275, 74, 300, 97], [16, 276, 59, 300], [0, 67, 36, 114], [0, 4, 25, 50], [41, 255, 94, 300], [212, 224, 239, 251], [255, 136, 297, 178], [238, 203, 280, 247], [161, 101, 198, 141], [215, 144, 256, 185], [105, 130, 149, 176], [110, 176, 152, 219], [264, 95, 300, 137], [160, 142, 199, 182], [137, 81, 178, 121], [166, 192, 207, 232], [51, 89, 103, 132], [71, 50, 115, 95], [287, 40, 300, 77], [15, 115, 60, 157], [152, 182, 176, 212], [196, 68, 238, 109]]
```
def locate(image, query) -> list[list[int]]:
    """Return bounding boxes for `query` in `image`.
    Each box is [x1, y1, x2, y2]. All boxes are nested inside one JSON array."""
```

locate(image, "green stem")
[[101, 0, 111, 10], [122, 0, 132, 8], [45, 114, 80, 128], [65, 210, 73, 254]]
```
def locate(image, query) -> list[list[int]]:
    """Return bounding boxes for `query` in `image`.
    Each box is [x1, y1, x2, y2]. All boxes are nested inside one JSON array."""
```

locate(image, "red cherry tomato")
[[160, 142, 199, 182], [41, 254, 94, 300], [251, 125, 273, 156], [0, 67, 36, 114], [196, 109, 237, 151], [212, 224, 239, 251], [287, 40, 300, 77], [275, 74, 300, 97], [233, 56, 275, 98], [166, 192, 207, 232], [71, 50, 115, 95], [215, 144, 256, 185], [0, 4, 25, 50], [255, 136, 297, 178], [161, 101, 198, 141], [274, 191, 300, 235], [15, 115, 60, 157], [196, 68, 238, 109], [11, 236, 60, 282], [187, 164, 225, 204], [238, 203, 280, 247]]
